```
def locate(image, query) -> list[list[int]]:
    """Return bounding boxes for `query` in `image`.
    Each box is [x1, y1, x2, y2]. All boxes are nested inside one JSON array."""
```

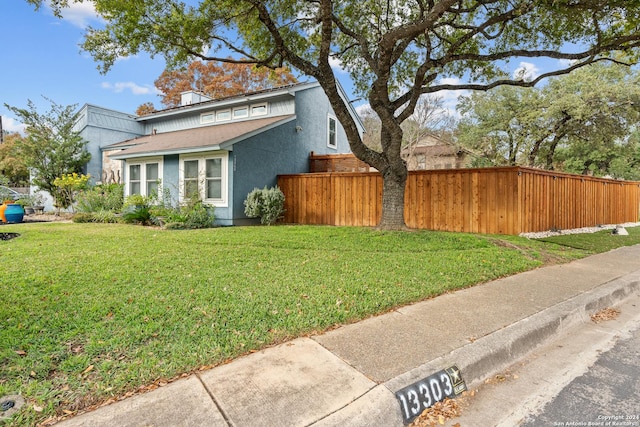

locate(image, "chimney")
[[180, 91, 213, 106]]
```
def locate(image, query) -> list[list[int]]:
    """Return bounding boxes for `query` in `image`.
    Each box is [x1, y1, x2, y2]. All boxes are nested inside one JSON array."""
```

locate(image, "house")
[[75, 81, 362, 225], [401, 133, 474, 170]]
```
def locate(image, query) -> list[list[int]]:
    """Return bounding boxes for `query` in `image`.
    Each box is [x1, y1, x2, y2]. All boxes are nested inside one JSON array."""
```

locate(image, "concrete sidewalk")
[[57, 245, 640, 427]]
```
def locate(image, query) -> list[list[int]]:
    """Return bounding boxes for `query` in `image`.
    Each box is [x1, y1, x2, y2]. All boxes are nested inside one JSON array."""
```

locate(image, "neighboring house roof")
[[401, 134, 476, 158], [108, 115, 295, 160], [407, 144, 467, 157]]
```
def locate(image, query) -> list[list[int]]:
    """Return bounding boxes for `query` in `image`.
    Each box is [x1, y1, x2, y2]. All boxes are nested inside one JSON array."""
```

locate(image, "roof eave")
[[109, 115, 297, 160]]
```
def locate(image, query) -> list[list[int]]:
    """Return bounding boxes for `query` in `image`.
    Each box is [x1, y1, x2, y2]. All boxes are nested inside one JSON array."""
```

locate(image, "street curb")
[[385, 271, 640, 395], [311, 272, 640, 427]]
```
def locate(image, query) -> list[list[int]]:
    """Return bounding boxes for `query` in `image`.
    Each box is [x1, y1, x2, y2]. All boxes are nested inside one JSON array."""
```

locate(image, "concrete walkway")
[[56, 245, 640, 427]]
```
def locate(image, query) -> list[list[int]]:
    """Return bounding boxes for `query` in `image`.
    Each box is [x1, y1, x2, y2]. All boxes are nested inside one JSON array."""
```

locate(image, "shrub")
[[183, 200, 214, 229], [76, 183, 124, 213], [72, 212, 94, 223], [93, 210, 121, 223], [151, 197, 215, 229], [244, 186, 285, 225], [122, 194, 154, 225]]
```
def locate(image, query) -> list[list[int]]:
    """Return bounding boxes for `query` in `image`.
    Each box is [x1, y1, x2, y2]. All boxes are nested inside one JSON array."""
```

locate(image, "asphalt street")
[[444, 293, 640, 427], [521, 325, 640, 427]]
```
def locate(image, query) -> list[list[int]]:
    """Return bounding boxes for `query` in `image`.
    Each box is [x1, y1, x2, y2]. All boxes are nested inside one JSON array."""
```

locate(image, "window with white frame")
[[250, 103, 268, 117], [200, 103, 268, 125], [129, 164, 141, 195], [146, 163, 159, 195], [327, 114, 337, 148], [126, 158, 163, 197], [179, 152, 228, 207], [216, 109, 231, 122], [233, 106, 249, 119], [200, 112, 215, 124]]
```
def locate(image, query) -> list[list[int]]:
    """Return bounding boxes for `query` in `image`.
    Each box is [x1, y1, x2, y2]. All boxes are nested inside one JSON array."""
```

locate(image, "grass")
[[537, 226, 640, 252], [0, 223, 637, 426]]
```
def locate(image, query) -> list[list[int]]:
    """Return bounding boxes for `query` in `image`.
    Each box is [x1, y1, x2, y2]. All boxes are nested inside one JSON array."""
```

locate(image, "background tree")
[[32, 0, 640, 228], [139, 60, 298, 113], [358, 106, 382, 152], [0, 132, 30, 186], [4, 98, 91, 204], [401, 95, 457, 162], [457, 62, 640, 177], [457, 86, 546, 166], [135, 102, 156, 116]]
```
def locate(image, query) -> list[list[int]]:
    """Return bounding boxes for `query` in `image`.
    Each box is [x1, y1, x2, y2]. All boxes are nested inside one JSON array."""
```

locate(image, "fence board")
[[278, 167, 640, 235]]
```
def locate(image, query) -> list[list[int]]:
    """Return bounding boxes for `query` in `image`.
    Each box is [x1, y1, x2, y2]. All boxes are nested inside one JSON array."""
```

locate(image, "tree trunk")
[[378, 167, 408, 229]]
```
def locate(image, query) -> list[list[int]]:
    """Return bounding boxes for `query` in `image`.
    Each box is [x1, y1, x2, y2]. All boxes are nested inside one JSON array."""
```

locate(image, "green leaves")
[[4, 98, 91, 196], [457, 61, 640, 176]]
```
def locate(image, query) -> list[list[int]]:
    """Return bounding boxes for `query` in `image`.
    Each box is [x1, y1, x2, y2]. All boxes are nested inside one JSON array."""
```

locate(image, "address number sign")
[[395, 365, 467, 425]]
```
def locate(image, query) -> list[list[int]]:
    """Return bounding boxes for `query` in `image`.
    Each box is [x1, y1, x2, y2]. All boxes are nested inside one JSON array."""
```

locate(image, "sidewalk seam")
[[195, 372, 234, 427], [304, 385, 378, 427]]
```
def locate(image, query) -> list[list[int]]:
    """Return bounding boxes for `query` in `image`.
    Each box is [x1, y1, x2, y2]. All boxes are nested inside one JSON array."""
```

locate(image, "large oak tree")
[[30, 0, 640, 228]]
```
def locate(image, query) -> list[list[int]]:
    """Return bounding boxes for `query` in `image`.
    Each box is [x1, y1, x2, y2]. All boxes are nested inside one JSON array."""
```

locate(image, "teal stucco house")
[[75, 81, 363, 225]]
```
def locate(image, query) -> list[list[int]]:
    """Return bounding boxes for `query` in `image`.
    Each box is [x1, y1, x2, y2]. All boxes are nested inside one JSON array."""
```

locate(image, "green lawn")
[[0, 223, 637, 425]]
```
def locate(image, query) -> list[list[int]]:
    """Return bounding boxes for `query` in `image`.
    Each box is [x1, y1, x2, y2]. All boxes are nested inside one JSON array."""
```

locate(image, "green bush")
[[244, 186, 285, 225], [150, 195, 215, 230], [72, 210, 121, 223], [77, 183, 124, 213], [122, 194, 154, 225], [183, 200, 214, 229], [72, 212, 94, 223]]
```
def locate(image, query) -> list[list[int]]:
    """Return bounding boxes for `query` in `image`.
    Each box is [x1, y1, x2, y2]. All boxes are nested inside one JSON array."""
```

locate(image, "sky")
[[1, 1, 167, 133], [0, 0, 546, 135]]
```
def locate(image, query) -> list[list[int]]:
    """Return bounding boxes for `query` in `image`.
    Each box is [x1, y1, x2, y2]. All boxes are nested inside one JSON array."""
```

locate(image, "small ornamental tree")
[[53, 173, 91, 212], [5, 98, 91, 198]]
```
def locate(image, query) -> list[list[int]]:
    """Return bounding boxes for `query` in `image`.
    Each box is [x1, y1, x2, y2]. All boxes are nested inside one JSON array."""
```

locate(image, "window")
[[129, 164, 141, 195], [146, 163, 159, 195], [179, 152, 228, 207], [125, 158, 162, 197], [250, 103, 268, 117], [327, 115, 337, 148], [216, 109, 231, 122], [200, 112, 215, 124], [233, 106, 249, 119], [206, 158, 222, 199], [183, 160, 199, 199]]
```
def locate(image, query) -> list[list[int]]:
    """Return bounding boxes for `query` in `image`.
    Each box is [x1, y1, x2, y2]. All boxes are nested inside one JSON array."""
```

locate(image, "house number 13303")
[[395, 365, 466, 425]]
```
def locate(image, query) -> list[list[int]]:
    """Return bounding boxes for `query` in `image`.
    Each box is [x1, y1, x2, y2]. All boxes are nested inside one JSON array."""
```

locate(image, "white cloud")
[[329, 56, 347, 74], [558, 58, 579, 67], [52, 1, 102, 28], [1, 116, 26, 134], [513, 61, 540, 82], [101, 82, 160, 96], [355, 103, 373, 116], [433, 78, 470, 120]]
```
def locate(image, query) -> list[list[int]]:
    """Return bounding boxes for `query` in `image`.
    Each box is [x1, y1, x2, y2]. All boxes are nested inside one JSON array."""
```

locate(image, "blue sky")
[[1, 1, 167, 133], [0, 1, 361, 134], [1, 1, 549, 134]]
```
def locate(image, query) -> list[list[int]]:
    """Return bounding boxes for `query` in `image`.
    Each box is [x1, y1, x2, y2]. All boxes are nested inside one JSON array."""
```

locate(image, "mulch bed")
[[0, 233, 20, 241]]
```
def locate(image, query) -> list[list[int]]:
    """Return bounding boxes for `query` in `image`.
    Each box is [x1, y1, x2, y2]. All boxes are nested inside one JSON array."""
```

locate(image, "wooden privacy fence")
[[309, 151, 372, 173], [278, 166, 640, 235]]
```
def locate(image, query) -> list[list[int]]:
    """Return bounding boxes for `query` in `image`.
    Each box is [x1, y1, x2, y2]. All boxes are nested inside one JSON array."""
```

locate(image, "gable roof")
[[108, 115, 295, 160]]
